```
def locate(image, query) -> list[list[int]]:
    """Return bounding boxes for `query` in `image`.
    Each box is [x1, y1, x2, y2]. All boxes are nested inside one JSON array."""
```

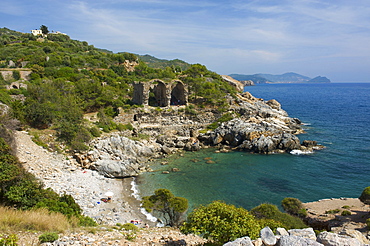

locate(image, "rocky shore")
[[226, 226, 369, 246]]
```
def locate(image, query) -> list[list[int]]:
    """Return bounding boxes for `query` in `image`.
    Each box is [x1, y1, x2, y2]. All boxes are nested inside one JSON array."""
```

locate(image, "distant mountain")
[[228, 74, 269, 84], [137, 54, 191, 71], [229, 72, 330, 84], [308, 76, 331, 83]]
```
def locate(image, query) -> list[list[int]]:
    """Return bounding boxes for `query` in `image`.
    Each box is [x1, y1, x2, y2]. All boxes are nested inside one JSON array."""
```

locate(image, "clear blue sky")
[[2, 0, 370, 82]]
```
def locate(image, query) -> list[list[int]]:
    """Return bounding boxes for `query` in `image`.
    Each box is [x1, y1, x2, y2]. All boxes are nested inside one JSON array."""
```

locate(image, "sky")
[[1, 0, 370, 82]]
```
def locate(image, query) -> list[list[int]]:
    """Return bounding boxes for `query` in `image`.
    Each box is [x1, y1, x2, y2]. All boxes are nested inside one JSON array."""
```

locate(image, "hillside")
[[229, 72, 331, 84], [137, 54, 191, 71]]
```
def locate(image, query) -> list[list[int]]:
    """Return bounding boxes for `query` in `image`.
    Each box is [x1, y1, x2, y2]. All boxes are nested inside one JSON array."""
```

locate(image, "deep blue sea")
[[137, 83, 370, 211]]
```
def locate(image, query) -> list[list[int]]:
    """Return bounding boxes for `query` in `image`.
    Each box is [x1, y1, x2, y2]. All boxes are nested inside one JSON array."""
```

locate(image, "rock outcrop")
[[74, 134, 160, 178], [224, 227, 368, 246]]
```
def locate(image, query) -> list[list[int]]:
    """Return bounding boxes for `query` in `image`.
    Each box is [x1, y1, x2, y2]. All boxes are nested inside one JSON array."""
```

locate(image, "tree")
[[142, 189, 188, 227], [281, 197, 307, 217], [181, 201, 261, 244], [40, 25, 49, 35], [359, 187, 370, 205]]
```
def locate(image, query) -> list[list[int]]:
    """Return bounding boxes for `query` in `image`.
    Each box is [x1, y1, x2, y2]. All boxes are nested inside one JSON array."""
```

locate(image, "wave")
[[130, 178, 160, 224], [130, 178, 142, 200], [290, 149, 314, 155]]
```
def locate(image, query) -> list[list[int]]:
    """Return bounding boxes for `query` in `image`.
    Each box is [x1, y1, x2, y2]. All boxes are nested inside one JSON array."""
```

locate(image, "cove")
[[137, 83, 370, 211]]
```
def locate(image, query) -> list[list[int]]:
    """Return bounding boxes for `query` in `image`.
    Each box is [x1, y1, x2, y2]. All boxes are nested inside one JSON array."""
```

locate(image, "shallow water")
[[138, 83, 370, 211]]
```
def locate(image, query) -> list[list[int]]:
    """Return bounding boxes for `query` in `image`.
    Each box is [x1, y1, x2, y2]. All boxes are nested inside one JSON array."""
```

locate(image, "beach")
[[14, 130, 154, 226]]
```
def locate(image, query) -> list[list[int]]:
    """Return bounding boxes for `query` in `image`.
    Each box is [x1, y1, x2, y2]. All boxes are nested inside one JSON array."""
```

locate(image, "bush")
[[325, 209, 340, 214], [366, 218, 370, 230], [121, 223, 139, 232], [181, 201, 261, 244], [341, 210, 351, 216], [251, 203, 307, 230], [0, 234, 18, 245], [39, 232, 58, 243], [89, 126, 101, 137], [359, 187, 370, 205], [281, 197, 307, 217], [78, 215, 97, 227]]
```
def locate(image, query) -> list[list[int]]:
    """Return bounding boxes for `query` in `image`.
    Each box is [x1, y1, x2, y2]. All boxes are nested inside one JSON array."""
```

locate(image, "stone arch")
[[149, 80, 169, 107], [132, 79, 187, 107], [170, 80, 187, 106]]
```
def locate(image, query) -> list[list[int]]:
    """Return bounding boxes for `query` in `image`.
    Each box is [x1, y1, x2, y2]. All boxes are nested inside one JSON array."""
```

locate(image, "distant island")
[[229, 72, 331, 84]]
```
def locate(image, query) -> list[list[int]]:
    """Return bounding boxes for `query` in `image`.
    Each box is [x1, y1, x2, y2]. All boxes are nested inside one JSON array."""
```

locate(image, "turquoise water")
[[137, 83, 370, 211]]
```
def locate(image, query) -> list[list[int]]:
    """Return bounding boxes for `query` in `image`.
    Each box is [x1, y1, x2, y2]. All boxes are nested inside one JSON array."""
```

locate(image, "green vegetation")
[[251, 203, 307, 230], [359, 186, 370, 205], [0, 133, 96, 227], [142, 189, 188, 227], [325, 209, 340, 214], [206, 112, 234, 130], [341, 210, 351, 216], [0, 234, 18, 246], [0, 27, 236, 150], [38, 232, 58, 243], [181, 201, 261, 244], [281, 197, 307, 217]]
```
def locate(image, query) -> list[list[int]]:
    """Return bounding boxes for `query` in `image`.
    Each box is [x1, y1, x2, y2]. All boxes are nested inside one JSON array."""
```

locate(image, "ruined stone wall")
[[133, 79, 188, 107]]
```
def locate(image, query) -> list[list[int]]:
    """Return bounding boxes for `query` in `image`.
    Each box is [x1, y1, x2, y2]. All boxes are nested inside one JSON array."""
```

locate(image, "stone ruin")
[[132, 79, 188, 107]]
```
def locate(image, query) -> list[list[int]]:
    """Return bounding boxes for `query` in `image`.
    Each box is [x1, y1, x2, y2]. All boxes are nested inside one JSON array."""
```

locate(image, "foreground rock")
[[224, 227, 369, 246], [303, 198, 368, 232]]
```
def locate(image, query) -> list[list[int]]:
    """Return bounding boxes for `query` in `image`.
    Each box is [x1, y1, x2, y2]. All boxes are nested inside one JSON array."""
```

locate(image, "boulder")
[[95, 159, 140, 178], [266, 99, 281, 110], [276, 228, 289, 237], [317, 231, 363, 246], [260, 227, 276, 246], [89, 134, 156, 178], [288, 228, 316, 241], [223, 236, 253, 246], [278, 235, 323, 246], [339, 229, 369, 244]]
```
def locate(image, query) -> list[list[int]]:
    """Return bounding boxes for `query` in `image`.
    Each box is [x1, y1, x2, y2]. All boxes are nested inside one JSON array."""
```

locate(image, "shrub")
[[341, 210, 351, 216], [89, 126, 101, 137], [281, 197, 307, 217], [366, 218, 370, 230], [0, 234, 18, 245], [359, 187, 370, 205], [39, 232, 58, 243], [325, 209, 340, 214], [251, 203, 307, 230], [181, 201, 261, 244], [121, 223, 139, 232], [78, 215, 97, 227], [12, 71, 20, 80]]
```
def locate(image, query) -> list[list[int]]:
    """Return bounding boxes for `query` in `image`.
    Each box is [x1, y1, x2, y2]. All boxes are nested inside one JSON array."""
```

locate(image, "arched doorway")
[[149, 81, 168, 107], [171, 82, 186, 105]]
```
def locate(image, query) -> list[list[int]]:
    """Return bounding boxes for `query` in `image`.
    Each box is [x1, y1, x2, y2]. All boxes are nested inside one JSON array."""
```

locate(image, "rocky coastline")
[[10, 90, 341, 245], [73, 91, 324, 178]]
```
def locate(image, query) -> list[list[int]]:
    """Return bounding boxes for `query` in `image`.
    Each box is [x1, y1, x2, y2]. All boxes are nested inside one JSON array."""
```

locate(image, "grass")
[[0, 206, 74, 232]]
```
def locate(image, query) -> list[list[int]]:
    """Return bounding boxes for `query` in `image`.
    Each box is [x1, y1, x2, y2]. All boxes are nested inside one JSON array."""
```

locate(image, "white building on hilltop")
[[31, 29, 43, 36]]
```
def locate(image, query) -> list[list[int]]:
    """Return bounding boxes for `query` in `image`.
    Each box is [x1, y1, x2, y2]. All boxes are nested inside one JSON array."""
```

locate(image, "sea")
[[136, 83, 370, 211]]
